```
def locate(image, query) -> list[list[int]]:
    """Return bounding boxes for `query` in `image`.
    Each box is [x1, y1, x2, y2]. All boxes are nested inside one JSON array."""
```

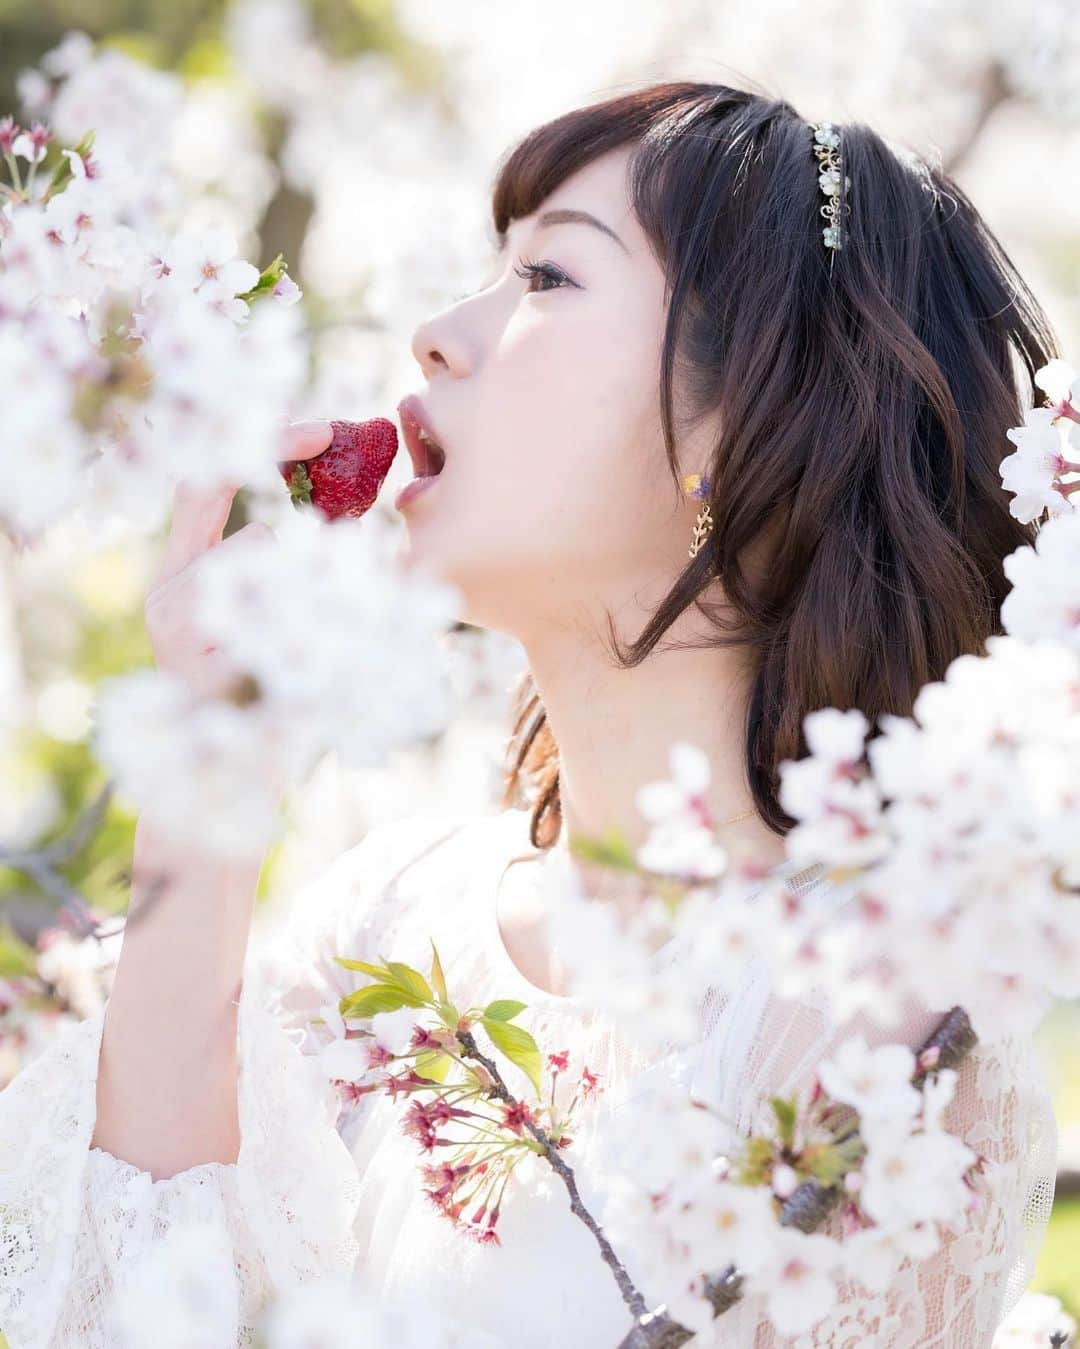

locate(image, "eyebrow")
[[495, 208, 628, 255]]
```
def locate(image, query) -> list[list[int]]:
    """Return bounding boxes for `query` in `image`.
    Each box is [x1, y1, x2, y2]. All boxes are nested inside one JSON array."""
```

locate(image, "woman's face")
[[400, 145, 707, 641]]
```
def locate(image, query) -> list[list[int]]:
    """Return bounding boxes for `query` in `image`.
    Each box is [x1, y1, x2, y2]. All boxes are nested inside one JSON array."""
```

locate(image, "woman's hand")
[[144, 420, 332, 700]]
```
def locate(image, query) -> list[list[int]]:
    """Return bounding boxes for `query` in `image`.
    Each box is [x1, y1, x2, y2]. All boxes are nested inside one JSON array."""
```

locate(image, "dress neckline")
[[485, 809, 828, 1005], [486, 810, 583, 1005]]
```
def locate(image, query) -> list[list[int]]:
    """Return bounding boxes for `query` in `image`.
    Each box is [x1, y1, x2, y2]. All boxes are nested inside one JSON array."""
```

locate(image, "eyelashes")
[[511, 257, 572, 293], [450, 257, 576, 303]]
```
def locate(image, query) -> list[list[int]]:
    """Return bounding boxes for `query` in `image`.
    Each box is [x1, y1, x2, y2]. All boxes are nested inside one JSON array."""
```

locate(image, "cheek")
[[493, 301, 664, 504], [408, 291, 672, 580]]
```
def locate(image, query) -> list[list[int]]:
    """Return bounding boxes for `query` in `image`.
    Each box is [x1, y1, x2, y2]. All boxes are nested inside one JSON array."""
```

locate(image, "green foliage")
[[42, 130, 94, 199], [335, 956, 436, 1019], [734, 1135, 774, 1187], [339, 981, 426, 1018], [0, 919, 37, 978], [332, 946, 544, 1098], [429, 940, 448, 1002], [566, 825, 638, 871], [483, 999, 527, 1022], [413, 1048, 453, 1084], [0, 0, 437, 121], [235, 253, 291, 304], [800, 1135, 865, 1188], [385, 960, 433, 1003], [1033, 1194, 1080, 1318], [770, 1095, 797, 1151], [480, 1015, 543, 1098]]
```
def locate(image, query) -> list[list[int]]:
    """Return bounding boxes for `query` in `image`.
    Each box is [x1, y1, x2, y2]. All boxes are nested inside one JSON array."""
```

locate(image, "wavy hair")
[[494, 80, 1061, 849]]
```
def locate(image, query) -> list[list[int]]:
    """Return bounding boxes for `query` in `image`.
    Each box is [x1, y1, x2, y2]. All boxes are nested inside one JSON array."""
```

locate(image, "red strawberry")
[[278, 417, 399, 521]]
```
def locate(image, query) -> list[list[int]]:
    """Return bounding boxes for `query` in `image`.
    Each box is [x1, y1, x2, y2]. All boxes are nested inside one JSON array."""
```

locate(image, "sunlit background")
[[1, 0, 1077, 1335]]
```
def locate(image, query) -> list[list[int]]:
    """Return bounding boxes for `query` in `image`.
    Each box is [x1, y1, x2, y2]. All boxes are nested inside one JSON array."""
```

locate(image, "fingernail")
[[290, 418, 332, 435]]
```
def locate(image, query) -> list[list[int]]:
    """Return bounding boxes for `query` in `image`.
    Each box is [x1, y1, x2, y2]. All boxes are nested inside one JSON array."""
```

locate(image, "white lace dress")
[[0, 807, 1057, 1348]]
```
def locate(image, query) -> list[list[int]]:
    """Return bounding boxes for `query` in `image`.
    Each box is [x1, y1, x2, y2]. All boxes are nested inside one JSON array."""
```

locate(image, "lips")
[[397, 395, 448, 478]]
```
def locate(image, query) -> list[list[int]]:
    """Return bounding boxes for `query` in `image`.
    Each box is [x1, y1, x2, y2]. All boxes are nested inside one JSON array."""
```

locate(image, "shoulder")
[[250, 808, 527, 1021], [332, 805, 523, 894], [263, 807, 525, 949]]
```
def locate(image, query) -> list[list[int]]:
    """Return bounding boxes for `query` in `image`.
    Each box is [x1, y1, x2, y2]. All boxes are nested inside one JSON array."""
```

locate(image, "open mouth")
[[416, 426, 446, 477], [401, 406, 448, 478]]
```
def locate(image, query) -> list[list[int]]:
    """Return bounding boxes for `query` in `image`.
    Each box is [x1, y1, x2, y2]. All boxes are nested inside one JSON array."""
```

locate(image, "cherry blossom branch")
[[455, 1025, 652, 1321], [0, 781, 115, 938], [453, 987, 978, 1349], [614, 1006, 980, 1348]]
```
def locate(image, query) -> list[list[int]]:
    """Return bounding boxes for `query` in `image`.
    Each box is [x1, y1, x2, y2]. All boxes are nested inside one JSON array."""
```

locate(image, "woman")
[[0, 81, 1059, 1346]]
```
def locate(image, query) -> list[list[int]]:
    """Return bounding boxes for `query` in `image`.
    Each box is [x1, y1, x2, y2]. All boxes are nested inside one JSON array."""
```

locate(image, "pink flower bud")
[[0, 117, 20, 155]]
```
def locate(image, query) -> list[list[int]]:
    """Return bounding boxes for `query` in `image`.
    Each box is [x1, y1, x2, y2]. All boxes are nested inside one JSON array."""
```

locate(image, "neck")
[[519, 608, 789, 875]]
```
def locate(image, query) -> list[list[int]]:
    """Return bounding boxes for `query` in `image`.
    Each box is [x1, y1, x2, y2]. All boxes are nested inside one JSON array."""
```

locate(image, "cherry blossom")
[[744, 1228, 838, 1336], [817, 1035, 922, 1121]]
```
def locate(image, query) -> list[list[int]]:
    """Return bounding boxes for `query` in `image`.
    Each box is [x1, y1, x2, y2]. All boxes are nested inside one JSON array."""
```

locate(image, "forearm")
[[91, 810, 264, 1179]]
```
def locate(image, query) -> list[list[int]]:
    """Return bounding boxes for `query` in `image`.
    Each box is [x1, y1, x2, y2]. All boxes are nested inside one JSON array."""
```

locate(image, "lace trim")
[[0, 958, 364, 1347]]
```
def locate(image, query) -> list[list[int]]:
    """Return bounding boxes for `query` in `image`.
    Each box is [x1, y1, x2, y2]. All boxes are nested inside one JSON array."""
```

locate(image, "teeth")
[[416, 425, 445, 473]]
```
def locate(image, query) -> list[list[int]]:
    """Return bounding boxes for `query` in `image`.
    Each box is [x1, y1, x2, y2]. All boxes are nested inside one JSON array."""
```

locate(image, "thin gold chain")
[[503, 805, 758, 880], [716, 807, 755, 827]]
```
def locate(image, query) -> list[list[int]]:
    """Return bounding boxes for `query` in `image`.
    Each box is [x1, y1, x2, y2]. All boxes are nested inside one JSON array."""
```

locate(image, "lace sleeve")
[[0, 814, 452, 1349], [695, 970, 1058, 1347]]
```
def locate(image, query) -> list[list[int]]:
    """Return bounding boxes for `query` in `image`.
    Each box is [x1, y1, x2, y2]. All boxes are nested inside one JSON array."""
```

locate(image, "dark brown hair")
[[494, 80, 1061, 849]]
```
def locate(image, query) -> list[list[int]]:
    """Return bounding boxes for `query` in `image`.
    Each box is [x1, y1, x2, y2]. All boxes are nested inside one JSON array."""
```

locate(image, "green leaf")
[[413, 1049, 453, 1084], [385, 960, 433, 1004], [770, 1095, 797, 1151], [733, 1136, 774, 1187], [235, 252, 288, 304], [483, 999, 528, 1022], [340, 983, 419, 1018], [0, 920, 37, 978], [567, 825, 637, 871], [333, 956, 392, 979], [481, 1016, 543, 1098], [44, 130, 95, 200], [429, 940, 448, 1003]]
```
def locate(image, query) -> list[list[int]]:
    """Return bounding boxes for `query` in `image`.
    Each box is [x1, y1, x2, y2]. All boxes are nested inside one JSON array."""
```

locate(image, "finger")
[[157, 517, 276, 597], [155, 480, 241, 589], [281, 419, 333, 461]]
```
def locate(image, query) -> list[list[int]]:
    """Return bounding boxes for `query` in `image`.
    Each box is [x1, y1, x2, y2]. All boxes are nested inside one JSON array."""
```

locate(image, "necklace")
[[494, 805, 763, 994], [716, 808, 755, 827], [505, 805, 758, 872], [499, 804, 760, 901]]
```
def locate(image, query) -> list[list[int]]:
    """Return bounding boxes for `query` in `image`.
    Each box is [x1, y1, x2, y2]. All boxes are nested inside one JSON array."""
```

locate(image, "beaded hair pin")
[[808, 120, 850, 252]]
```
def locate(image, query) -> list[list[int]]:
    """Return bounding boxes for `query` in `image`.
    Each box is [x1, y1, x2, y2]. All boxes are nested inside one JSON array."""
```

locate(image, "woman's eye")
[[448, 258, 575, 304], [512, 257, 572, 294]]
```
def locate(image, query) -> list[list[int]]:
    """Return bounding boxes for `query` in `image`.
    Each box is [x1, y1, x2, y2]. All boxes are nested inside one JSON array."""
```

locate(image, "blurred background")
[[0, 0, 1077, 1331]]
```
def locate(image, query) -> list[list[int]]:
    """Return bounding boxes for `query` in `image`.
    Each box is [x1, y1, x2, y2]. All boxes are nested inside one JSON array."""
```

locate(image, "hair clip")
[[809, 121, 850, 251]]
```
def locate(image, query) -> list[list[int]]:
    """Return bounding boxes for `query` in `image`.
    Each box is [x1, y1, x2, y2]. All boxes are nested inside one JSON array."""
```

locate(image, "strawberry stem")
[[287, 462, 313, 507]]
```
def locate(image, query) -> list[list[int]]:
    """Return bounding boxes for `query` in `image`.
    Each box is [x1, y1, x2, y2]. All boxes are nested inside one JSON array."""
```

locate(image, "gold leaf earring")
[[683, 472, 713, 560]]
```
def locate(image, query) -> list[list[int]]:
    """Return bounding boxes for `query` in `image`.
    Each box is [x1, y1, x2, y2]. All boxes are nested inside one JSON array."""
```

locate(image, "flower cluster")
[[1, 45, 471, 860], [91, 506, 463, 858], [0, 905, 120, 1088], [998, 358, 1080, 524], [0, 105, 305, 547], [593, 1014, 986, 1338], [519, 358, 1080, 1341], [315, 943, 602, 1246]]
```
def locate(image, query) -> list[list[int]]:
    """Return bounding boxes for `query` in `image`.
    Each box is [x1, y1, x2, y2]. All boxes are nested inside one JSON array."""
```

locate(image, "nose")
[[409, 307, 471, 380]]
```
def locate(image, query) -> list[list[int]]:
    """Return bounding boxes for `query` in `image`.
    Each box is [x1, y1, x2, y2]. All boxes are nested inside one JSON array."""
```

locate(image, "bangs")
[[489, 82, 757, 251]]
